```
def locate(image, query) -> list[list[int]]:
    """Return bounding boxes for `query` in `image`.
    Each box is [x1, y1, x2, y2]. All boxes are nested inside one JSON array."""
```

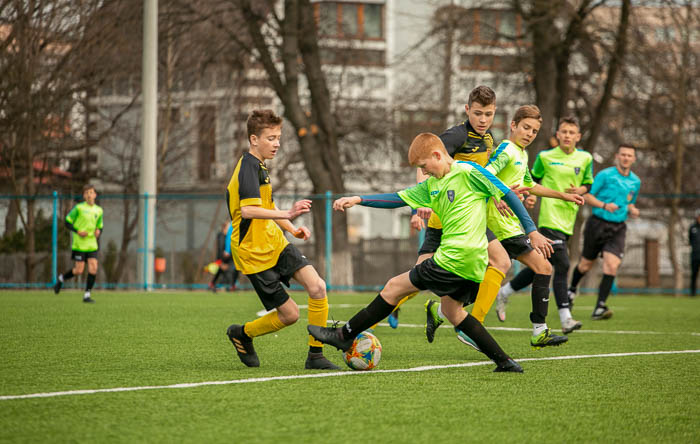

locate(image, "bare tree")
[[0, 0, 140, 282]]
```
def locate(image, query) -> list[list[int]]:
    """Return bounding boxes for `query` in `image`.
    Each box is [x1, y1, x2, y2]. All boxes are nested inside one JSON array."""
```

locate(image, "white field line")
[[2, 349, 699, 402], [358, 322, 700, 336]]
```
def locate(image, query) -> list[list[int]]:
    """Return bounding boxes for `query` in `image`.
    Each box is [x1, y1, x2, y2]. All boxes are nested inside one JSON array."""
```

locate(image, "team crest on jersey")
[[447, 190, 455, 202], [574, 167, 580, 175]]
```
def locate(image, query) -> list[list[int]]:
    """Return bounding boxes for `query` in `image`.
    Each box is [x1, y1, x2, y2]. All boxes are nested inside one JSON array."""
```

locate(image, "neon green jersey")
[[398, 161, 507, 282], [66, 202, 103, 252], [485, 140, 534, 240], [532, 147, 593, 235]]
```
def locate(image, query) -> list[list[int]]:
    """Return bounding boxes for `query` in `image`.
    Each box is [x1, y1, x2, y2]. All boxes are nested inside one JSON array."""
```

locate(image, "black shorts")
[[581, 215, 627, 260], [222, 254, 233, 265], [246, 244, 310, 311], [486, 228, 497, 242], [500, 234, 534, 260], [539, 227, 569, 253], [71, 250, 98, 261], [418, 227, 442, 256], [409, 257, 480, 305]]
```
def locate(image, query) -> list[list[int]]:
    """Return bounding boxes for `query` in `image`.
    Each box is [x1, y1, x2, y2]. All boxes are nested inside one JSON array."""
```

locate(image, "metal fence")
[[0, 192, 697, 293]]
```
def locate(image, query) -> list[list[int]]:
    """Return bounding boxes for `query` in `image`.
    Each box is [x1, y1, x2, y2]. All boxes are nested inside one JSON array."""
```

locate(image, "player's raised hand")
[[528, 231, 554, 258], [410, 214, 425, 231], [525, 195, 537, 209], [287, 199, 312, 220], [565, 193, 585, 206], [333, 196, 361, 212], [510, 184, 531, 200], [416, 207, 432, 219], [293, 226, 311, 240]]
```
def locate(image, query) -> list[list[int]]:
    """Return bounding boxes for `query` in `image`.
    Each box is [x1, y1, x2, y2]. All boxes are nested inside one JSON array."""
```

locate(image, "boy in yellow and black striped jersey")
[[225, 109, 339, 370]]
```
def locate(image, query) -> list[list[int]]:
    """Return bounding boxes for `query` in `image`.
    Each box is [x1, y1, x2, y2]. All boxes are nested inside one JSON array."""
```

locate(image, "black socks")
[[456, 315, 510, 366], [529, 273, 551, 324], [341, 294, 395, 340]]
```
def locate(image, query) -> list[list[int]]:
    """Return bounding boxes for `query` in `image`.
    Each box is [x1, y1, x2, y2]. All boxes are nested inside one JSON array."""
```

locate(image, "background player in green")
[[308, 132, 551, 373], [482, 105, 584, 347], [53, 184, 104, 303], [568, 144, 641, 320], [496, 116, 593, 334]]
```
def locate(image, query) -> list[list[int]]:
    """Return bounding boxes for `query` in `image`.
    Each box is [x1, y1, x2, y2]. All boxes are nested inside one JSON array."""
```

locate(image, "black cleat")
[[494, 358, 524, 373], [226, 324, 260, 367], [54, 280, 63, 295], [424, 299, 444, 343], [307, 325, 355, 352], [83, 297, 95, 303], [531, 329, 568, 349], [304, 352, 341, 370], [592, 306, 613, 320]]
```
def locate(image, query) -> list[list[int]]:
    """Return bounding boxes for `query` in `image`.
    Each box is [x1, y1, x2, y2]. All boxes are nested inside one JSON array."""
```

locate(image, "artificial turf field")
[[1, 290, 699, 443]]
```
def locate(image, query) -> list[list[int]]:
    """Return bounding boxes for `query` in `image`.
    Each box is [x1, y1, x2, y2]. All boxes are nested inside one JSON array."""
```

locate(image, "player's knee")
[[311, 278, 327, 298], [381, 277, 405, 304], [488, 255, 510, 274], [74, 263, 85, 274], [532, 259, 552, 275]]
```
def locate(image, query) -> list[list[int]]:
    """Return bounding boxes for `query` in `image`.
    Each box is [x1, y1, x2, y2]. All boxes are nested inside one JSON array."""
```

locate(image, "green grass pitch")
[[1, 290, 699, 443]]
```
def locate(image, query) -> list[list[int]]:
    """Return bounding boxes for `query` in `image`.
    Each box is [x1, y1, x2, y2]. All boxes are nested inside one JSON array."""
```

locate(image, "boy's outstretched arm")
[[334, 193, 408, 212]]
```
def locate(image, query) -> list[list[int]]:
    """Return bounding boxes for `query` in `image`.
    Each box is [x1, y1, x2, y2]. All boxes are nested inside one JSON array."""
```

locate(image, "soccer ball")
[[343, 331, 382, 371]]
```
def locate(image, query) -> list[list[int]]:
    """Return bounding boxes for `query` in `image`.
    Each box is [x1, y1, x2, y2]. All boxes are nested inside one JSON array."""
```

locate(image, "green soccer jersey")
[[532, 147, 593, 235], [66, 201, 103, 252], [398, 161, 506, 282], [485, 140, 535, 240]]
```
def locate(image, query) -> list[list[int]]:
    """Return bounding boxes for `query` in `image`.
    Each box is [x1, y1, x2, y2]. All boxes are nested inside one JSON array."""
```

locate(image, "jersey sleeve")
[[438, 125, 466, 157], [531, 153, 544, 179], [66, 205, 79, 224], [630, 177, 641, 204], [465, 162, 508, 198], [238, 160, 262, 207], [582, 156, 594, 185], [590, 170, 606, 197], [97, 210, 103, 230], [485, 142, 511, 176], [522, 167, 535, 188], [397, 181, 431, 209]]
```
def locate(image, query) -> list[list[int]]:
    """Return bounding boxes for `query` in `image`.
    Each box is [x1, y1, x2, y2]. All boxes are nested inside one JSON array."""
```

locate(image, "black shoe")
[[304, 352, 341, 370], [592, 305, 613, 320], [494, 358, 524, 373], [530, 329, 569, 349], [83, 297, 95, 303], [54, 280, 63, 295], [307, 325, 355, 352], [226, 324, 260, 367], [424, 299, 444, 343]]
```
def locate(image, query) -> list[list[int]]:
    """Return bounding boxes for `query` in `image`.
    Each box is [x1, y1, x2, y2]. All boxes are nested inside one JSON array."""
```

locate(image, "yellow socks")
[[471, 267, 506, 323], [307, 297, 329, 347], [244, 310, 286, 338]]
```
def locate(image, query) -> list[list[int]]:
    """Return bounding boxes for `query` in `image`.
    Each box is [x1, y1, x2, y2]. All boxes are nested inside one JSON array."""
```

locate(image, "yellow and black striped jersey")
[[226, 152, 288, 274], [428, 121, 494, 229]]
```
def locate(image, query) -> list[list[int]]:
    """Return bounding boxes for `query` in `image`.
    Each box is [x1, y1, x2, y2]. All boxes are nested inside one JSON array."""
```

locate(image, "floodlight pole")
[[138, 0, 158, 291]]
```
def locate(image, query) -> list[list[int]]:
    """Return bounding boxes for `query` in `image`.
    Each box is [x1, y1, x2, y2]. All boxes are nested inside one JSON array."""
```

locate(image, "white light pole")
[[139, 0, 157, 290]]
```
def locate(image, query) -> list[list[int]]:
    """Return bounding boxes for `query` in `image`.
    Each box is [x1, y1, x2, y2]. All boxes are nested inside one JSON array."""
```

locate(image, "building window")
[[459, 9, 527, 47], [316, 2, 384, 40]]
